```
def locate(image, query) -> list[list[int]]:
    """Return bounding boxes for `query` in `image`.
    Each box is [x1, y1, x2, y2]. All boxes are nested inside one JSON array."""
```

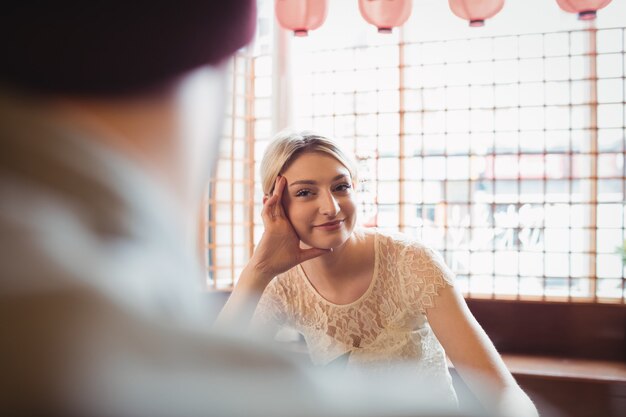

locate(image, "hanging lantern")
[[275, 0, 328, 37], [358, 0, 413, 34], [556, 0, 612, 20], [448, 0, 504, 27]]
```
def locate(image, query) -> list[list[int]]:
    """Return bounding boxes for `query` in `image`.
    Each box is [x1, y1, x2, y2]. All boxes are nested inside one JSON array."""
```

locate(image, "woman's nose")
[[319, 191, 340, 216]]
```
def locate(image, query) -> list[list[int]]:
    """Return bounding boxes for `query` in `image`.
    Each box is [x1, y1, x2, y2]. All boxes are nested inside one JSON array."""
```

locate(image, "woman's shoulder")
[[373, 228, 431, 253], [373, 229, 450, 272], [371, 230, 455, 300], [270, 265, 306, 295], [273, 265, 300, 285]]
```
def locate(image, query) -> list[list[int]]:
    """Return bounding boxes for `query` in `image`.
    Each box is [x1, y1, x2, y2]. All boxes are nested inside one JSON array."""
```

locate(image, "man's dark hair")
[[0, 1, 256, 95]]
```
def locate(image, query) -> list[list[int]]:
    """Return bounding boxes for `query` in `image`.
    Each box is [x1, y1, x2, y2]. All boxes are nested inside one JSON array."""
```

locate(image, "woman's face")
[[280, 151, 357, 250]]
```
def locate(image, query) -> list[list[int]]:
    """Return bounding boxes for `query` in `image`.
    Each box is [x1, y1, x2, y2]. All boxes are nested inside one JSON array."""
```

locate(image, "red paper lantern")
[[556, 0, 612, 20], [358, 0, 413, 34], [275, 0, 328, 37], [448, 0, 504, 27]]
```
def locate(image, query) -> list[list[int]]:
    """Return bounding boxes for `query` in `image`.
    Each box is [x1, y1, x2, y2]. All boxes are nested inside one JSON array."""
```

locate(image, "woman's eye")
[[295, 189, 313, 197], [335, 183, 352, 192]]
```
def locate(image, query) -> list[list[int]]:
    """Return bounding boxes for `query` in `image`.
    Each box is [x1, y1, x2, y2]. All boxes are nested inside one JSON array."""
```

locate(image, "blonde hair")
[[260, 130, 358, 196]]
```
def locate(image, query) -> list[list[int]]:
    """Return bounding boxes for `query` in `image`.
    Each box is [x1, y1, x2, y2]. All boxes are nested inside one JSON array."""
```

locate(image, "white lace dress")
[[253, 230, 458, 405]]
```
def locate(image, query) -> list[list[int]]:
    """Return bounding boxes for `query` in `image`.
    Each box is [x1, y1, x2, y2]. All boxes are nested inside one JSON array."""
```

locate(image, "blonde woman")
[[218, 130, 537, 417]]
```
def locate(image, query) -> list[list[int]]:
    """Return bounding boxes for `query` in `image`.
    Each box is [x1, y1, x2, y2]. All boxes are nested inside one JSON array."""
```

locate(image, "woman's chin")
[[301, 234, 349, 251]]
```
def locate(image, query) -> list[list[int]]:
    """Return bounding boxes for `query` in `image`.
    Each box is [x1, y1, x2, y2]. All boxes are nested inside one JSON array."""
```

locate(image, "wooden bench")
[[502, 354, 626, 383], [466, 299, 626, 417]]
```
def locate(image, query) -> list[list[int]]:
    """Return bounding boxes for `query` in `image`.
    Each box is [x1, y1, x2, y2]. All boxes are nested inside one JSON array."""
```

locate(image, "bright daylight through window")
[[205, 0, 625, 304]]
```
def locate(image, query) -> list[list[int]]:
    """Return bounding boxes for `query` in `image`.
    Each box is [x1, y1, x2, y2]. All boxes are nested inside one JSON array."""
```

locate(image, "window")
[[205, 1, 625, 303], [204, 1, 275, 289]]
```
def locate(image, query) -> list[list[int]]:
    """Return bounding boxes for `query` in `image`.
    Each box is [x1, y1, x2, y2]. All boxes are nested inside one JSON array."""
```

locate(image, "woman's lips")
[[314, 220, 344, 231]]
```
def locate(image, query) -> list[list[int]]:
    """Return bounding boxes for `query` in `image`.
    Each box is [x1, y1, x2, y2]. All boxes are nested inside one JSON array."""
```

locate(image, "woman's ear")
[[262, 195, 268, 204]]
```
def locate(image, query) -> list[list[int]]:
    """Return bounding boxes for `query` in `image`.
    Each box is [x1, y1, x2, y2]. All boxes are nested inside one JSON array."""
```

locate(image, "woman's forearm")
[[494, 385, 538, 417], [214, 265, 274, 330]]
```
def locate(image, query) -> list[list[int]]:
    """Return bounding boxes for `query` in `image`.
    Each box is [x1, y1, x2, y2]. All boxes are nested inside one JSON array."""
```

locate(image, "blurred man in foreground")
[[0, 3, 503, 417]]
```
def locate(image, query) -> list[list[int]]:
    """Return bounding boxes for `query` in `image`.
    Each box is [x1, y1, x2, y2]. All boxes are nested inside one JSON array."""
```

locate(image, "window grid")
[[291, 27, 625, 303], [207, 28, 625, 303], [205, 53, 268, 289]]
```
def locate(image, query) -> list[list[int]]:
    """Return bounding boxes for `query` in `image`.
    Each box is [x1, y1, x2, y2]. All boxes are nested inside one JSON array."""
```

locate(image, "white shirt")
[[254, 231, 458, 406]]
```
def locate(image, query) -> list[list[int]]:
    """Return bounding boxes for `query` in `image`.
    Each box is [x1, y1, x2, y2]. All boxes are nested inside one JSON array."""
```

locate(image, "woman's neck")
[[303, 228, 372, 285]]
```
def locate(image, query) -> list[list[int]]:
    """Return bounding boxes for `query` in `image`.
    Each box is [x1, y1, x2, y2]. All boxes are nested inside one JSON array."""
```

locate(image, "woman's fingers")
[[274, 175, 286, 195], [261, 193, 275, 221], [272, 176, 287, 218], [261, 176, 286, 223]]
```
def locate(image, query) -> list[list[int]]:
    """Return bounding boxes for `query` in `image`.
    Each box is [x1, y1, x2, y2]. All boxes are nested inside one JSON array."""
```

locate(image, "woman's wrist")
[[240, 263, 275, 289]]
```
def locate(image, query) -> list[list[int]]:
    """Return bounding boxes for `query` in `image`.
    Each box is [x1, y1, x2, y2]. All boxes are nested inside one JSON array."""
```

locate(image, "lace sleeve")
[[399, 240, 455, 315], [250, 278, 290, 335]]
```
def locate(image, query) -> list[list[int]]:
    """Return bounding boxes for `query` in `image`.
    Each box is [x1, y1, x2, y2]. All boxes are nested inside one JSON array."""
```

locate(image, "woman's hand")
[[250, 175, 330, 280], [216, 176, 330, 329]]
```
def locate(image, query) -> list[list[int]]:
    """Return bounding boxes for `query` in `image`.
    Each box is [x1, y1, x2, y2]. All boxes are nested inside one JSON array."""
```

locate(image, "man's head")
[[0, 2, 256, 96], [0, 2, 257, 219]]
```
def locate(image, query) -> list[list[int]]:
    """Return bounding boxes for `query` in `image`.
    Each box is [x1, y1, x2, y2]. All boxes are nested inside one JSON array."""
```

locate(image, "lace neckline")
[[297, 231, 380, 308]]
